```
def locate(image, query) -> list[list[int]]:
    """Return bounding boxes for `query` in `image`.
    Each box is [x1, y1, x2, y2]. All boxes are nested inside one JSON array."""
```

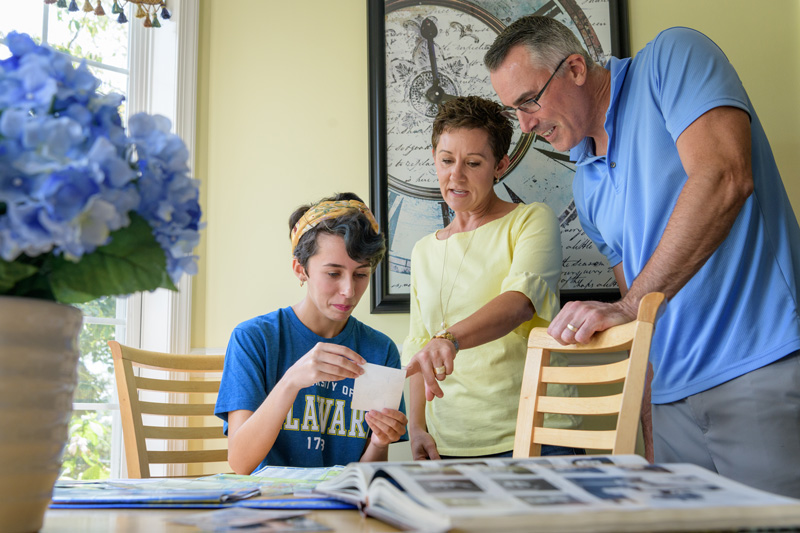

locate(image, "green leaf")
[[50, 214, 176, 304], [0, 260, 39, 293], [82, 464, 104, 480]]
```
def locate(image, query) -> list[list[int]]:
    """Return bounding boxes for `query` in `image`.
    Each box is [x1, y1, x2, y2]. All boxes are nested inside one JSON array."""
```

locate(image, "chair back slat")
[[541, 358, 629, 384], [117, 346, 225, 371], [532, 427, 617, 450], [514, 293, 666, 458], [527, 322, 636, 352], [138, 401, 217, 417], [537, 394, 624, 416], [147, 449, 229, 465], [109, 341, 229, 479], [135, 376, 221, 393], [143, 426, 224, 440]]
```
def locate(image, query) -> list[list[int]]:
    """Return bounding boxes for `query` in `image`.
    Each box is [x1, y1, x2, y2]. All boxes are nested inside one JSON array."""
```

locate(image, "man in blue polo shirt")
[[486, 16, 800, 498]]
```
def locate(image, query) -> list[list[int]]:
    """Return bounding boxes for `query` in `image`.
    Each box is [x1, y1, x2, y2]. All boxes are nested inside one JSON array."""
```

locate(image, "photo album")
[[315, 454, 800, 532]]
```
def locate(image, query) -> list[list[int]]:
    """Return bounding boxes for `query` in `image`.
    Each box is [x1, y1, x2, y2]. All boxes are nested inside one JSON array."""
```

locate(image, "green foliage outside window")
[[61, 411, 112, 480], [61, 296, 120, 480], [74, 299, 117, 405]]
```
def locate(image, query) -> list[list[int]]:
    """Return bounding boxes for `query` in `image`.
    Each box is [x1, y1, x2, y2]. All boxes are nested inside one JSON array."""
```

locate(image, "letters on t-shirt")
[[282, 393, 369, 439]]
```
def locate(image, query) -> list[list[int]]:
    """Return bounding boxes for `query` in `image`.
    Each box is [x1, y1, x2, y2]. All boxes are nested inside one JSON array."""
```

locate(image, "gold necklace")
[[438, 212, 487, 330]]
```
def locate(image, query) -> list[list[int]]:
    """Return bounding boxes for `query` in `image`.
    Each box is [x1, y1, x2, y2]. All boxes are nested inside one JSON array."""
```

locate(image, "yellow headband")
[[291, 200, 380, 253]]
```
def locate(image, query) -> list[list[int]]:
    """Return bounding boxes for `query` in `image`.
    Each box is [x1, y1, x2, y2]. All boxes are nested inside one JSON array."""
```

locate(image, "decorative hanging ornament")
[[45, 0, 168, 28]]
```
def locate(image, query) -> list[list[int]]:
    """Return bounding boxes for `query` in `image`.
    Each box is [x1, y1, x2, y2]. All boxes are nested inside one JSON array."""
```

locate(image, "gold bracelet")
[[433, 330, 459, 353]]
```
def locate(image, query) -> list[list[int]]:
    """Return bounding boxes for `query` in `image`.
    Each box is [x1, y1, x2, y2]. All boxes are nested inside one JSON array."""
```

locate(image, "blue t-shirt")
[[571, 27, 800, 403], [215, 307, 407, 471]]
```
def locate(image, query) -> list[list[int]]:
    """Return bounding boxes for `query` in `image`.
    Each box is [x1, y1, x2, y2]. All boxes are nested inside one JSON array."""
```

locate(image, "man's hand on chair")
[[548, 300, 636, 345]]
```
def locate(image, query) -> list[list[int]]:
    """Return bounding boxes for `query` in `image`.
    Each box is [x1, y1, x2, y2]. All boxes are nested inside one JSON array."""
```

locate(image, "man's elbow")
[[734, 169, 754, 203], [723, 165, 754, 211]]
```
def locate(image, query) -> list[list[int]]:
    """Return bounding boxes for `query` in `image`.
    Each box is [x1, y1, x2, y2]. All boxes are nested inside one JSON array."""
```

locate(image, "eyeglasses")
[[500, 56, 569, 121]]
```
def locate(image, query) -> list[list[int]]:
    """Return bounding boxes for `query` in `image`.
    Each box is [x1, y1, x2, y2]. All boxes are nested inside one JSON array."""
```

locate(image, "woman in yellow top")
[[403, 96, 580, 459]]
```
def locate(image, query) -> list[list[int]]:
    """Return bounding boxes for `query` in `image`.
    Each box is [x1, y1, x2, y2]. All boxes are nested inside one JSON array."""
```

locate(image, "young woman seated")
[[215, 193, 408, 474]]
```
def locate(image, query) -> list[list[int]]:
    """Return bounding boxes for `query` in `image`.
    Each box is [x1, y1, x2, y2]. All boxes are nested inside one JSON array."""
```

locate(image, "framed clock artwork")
[[368, 0, 630, 313]]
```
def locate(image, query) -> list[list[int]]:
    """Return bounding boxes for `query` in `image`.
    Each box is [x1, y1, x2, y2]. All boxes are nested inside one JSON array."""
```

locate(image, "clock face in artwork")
[[384, 2, 531, 199], [383, 0, 620, 295]]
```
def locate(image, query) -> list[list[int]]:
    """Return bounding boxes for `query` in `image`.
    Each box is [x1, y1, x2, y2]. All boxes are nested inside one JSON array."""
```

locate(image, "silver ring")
[[434, 365, 446, 376], [566, 323, 579, 333]]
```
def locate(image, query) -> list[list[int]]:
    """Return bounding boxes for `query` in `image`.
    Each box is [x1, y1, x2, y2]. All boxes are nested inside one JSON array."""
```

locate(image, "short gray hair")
[[484, 15, 595, 73]]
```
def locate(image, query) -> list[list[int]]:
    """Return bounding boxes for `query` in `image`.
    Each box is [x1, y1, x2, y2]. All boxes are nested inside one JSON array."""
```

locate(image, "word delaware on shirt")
[[282, 386, 369, 440]]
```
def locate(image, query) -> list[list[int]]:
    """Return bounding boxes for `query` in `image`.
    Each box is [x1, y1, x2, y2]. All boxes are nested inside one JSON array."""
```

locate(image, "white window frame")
[[125, 0, 199, 478], [127, 0, 199, 356]]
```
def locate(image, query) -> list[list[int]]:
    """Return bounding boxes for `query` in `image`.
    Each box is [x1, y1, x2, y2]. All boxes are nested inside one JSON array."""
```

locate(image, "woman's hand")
[[366, 408, 408, 447], [410, 430, 441, 460], [404, 337, 457, 401], [281, 342, 365, 391]]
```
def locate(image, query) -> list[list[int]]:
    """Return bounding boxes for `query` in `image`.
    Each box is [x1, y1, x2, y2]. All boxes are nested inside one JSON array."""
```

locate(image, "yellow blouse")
[[402, 203, 578, 456]]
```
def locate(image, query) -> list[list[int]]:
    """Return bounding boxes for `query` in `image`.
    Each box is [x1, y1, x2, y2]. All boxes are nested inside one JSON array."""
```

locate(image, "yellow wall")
[[192, 0, 800, 350], [192, 0, 408, 349]]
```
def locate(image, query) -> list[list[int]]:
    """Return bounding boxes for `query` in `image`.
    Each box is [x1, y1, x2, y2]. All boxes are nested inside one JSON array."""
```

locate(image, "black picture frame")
[[369, 0, 629, 313]]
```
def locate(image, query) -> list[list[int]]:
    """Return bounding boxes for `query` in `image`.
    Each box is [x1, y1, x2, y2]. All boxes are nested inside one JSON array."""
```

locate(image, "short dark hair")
[[289, 192, 386, 271], [431, 96, 512, 163], [484, 15, 595, 73]]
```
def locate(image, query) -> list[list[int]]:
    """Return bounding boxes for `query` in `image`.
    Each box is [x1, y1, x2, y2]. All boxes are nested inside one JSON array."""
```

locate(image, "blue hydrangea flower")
[[0, 32, 202, 299]]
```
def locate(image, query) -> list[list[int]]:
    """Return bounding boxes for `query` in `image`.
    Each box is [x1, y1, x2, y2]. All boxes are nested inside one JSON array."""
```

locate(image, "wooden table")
[[42, 508, 401, 532], [40, 502, 800, 532]]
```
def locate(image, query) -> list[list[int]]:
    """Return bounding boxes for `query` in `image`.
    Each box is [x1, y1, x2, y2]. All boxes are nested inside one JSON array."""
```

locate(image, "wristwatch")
[[433, 330, 459, 354]]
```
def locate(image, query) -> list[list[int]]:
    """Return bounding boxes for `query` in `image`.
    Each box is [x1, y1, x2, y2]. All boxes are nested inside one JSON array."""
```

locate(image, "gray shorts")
[[652, 350, 800, 498]]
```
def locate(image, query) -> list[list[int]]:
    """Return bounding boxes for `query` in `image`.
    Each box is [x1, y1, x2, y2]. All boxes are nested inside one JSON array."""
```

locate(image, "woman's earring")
[[300, 279, 305, 287]]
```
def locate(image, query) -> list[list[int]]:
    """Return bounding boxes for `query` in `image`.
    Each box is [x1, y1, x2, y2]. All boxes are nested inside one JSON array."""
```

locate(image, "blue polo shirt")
[[571, 27, 800, 403]]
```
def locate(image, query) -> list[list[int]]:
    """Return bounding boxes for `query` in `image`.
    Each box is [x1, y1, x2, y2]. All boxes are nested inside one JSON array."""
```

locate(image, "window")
[[1, 1, 133, 480], [70, 298, 129, 479], [0, 0, 134, 479], [1, 0, 199, 479]]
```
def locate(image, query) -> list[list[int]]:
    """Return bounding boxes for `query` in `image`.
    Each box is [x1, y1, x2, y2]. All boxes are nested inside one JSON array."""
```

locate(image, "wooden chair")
[[109, 341, 228, 478], [514, 292, 666, 457]]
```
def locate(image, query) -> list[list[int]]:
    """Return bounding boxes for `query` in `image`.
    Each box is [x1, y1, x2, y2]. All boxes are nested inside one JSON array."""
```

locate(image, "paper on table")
[[168, 508, 308, 528], [351, 363, 405, 412]]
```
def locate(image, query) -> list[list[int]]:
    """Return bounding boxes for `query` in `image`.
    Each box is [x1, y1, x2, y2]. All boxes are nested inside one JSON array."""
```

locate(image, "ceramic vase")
[[0, 296, 83, 533]]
